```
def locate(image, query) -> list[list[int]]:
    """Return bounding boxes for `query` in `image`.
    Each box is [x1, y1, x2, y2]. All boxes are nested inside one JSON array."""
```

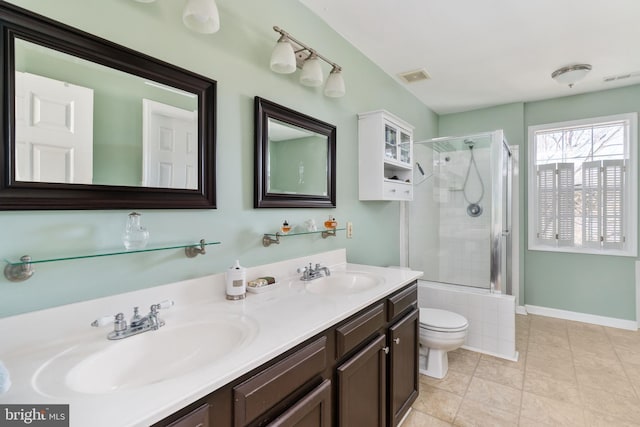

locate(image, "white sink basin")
[[305, 272, 383, 295], [33, 314, 258, 396]]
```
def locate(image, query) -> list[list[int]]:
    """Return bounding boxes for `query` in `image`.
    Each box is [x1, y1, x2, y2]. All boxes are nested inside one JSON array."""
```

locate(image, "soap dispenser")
[[226, 260, 247, 300]]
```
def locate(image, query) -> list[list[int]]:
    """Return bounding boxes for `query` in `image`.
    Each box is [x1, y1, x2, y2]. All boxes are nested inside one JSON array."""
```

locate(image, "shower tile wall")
[[418, 281, 517, 360], [432, 148, 491, 288]]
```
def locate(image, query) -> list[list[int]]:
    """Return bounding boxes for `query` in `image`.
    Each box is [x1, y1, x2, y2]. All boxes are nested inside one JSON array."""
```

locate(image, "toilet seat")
[[419, 308, 468, 333]]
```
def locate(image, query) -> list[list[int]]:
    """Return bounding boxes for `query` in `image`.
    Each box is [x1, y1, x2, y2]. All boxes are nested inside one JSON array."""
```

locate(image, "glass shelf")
[[3, 239, 220, 283], [263, 228, 345, 247], [4, 240, 221, 265]]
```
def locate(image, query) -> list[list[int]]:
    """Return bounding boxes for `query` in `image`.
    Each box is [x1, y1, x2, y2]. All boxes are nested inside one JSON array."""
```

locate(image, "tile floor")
[[403, 314, 640, 426]]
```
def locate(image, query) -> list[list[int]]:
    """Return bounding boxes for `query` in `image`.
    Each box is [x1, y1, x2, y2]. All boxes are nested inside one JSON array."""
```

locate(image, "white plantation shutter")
[[557, 163, 575, 246], [536, 163, 556, 244], [536, 163, 574, 246], [582, 161, 602, 248], [602, 159, 625, 249]]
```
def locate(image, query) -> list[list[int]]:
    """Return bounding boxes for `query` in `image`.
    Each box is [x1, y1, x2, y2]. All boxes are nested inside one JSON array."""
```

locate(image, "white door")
[[142, 99, 198, 189], [14, 71, 94, 184]]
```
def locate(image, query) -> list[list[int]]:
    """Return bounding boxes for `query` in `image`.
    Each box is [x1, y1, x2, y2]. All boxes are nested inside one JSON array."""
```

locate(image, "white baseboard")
[[525, 304, 638, 331], [515, 305, 527, 315]]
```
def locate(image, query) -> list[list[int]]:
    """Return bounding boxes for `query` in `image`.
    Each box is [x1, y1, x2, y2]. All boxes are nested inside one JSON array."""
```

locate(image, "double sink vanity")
[[0, 249, 423, 426]]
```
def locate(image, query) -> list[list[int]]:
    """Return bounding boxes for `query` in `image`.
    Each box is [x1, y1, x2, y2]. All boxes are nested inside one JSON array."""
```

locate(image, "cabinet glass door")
[[385, 125, 397, 161], [399, 131, 411, 164]]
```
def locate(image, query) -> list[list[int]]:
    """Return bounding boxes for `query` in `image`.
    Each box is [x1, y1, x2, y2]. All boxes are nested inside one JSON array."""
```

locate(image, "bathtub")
[[418, 280, 518, 361]]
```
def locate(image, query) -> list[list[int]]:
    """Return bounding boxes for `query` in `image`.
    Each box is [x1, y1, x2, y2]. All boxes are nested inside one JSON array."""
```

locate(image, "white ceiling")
[[300, 0, 640, 114]]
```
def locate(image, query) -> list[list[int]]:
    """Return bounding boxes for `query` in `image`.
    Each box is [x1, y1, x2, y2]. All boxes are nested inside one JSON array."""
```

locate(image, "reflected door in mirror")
[[15, 71, 94, 184], [142, 99, 197, 189]]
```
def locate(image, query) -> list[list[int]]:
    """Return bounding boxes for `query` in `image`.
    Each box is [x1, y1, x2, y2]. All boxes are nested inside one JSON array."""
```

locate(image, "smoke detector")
[[398, 68, 431, 84]]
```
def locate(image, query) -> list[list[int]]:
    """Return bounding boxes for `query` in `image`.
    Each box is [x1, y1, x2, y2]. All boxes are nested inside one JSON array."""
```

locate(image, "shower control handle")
[[502, 229, 511, 236]]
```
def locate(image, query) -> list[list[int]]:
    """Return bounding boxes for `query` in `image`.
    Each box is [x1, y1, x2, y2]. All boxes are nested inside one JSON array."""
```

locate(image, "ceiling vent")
[[398, 68, 431, 84], [603, 71, 640, 83]]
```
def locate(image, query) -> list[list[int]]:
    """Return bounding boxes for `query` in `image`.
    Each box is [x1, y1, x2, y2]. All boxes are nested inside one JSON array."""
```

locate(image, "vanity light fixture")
[[182, 0, 220, 34], [270, 26, 345, 98], [133, 0, 221, 34], [551, 64, 592, 88]]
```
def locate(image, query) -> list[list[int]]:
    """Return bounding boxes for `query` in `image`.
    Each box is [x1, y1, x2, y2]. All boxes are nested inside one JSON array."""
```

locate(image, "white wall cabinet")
[[358, 110, 414, 201]]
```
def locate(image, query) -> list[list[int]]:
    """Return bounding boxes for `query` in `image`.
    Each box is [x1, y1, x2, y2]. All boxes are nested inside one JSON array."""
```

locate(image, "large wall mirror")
[[254, 97, 336, 208], [0, 3, 216, 209]]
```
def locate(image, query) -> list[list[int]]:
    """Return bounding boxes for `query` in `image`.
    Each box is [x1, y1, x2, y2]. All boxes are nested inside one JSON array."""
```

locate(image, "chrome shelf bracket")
[[4, 255, 34, 282], [185, 239, 207, 258], [263, 233, 281, 247], [321, 229, 337, 238]]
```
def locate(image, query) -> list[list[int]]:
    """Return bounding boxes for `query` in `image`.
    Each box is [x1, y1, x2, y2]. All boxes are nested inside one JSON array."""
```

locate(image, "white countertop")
[[0, 249, 422, 427]]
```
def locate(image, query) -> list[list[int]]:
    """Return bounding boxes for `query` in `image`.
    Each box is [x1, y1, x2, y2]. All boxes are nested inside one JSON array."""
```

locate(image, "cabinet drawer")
[[267, 379, 331, 427], [166, 403, 209, 427], [387, 283, 417, 321], [336, 303, 385, 358], [233, 337, 327, 427], [383, 181, 413, 201]]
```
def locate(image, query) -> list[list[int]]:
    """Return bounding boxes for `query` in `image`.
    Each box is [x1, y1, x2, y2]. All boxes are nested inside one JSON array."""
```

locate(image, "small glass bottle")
[[281, 220, 292, 234], [122, 212, 150, 250], [324, 215, 337, 230]]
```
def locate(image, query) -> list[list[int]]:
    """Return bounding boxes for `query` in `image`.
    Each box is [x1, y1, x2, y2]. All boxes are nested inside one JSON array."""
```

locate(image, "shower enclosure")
[[409, 130, 513, 294]]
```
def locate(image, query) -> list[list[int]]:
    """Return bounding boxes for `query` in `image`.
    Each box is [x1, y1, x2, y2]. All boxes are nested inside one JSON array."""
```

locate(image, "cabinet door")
[[336, 334, 387, 427], [388, 309, 419, 426], [399, 130, 411, 165], [384, 124, 398, 162], [267, 379, 331, 427]]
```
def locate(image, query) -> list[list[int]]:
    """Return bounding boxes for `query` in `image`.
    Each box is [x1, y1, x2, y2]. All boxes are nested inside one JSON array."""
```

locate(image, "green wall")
[[440, 86, 640, 321], [0, 0, 438, 317]]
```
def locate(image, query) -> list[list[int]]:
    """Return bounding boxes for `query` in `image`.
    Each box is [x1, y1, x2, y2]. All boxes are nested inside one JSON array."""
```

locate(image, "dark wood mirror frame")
[[254, 97, 336, 208], [0, 3, 216, 210]]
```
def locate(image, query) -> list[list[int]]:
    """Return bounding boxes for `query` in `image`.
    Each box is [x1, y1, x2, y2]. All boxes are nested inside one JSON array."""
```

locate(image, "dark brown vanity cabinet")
[[333, 284, 419, 427], [388, 309, 419, 427], [152, 282, 418, 427], [336, 334, 387, 426]]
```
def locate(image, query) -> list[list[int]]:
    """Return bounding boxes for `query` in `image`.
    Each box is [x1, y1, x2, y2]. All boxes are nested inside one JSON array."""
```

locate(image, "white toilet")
[[419, 308, 469, 379]]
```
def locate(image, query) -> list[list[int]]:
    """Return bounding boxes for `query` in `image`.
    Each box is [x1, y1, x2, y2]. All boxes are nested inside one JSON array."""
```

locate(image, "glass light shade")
[[324, 69, 345, 97], [300, 56, 323, 87], [270, 39, 296, 74], [551, 64, 591, 87], [182, 0, 220, 34]]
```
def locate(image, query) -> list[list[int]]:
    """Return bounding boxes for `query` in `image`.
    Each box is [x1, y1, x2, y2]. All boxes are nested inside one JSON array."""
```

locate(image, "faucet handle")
[[91, 315, 115, 327], [156, 299, 174, 309]]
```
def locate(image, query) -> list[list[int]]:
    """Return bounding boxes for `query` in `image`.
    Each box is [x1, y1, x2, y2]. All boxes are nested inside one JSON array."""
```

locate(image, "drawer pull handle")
[[390, 189, 396, 192], [393, 337, 400, 344], [382, 346, 390, 354]]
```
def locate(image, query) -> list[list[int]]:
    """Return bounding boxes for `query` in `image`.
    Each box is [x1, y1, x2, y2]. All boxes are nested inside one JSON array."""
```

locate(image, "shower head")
[[464, 139, 475, 149]]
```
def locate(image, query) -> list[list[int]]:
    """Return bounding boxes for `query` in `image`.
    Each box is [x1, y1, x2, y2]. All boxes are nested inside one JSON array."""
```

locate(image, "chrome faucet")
[[92, 300, 174, 340], [298, 263, 331, 281]]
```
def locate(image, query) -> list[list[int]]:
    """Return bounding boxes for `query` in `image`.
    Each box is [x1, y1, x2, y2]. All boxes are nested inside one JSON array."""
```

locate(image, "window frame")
[[527, 113, 638, 257]]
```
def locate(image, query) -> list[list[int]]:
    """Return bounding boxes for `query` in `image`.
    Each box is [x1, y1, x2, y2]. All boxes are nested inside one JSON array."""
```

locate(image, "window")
[[528, 113, 637, 256]]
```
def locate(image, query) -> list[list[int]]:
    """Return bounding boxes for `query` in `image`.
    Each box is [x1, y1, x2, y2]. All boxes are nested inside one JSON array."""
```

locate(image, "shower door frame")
[[403, 130, 513, 295]]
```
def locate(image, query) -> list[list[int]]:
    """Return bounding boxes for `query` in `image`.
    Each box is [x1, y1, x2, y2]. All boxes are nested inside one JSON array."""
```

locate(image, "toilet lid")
[[419, 308, 468, 332]]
